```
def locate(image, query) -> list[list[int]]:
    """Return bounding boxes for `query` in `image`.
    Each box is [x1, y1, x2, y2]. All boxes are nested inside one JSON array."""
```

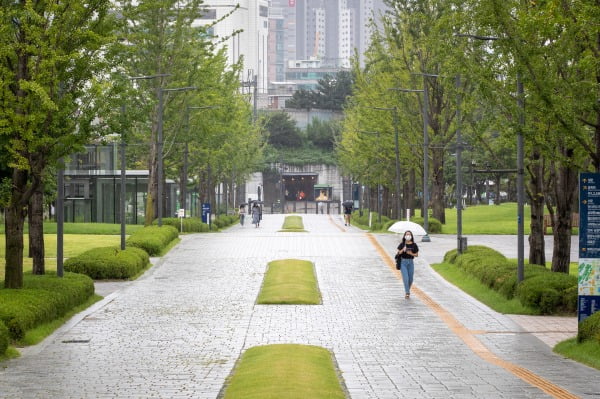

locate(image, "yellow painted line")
[[366, 233, 579, 399], [328, 214, 346, 232]]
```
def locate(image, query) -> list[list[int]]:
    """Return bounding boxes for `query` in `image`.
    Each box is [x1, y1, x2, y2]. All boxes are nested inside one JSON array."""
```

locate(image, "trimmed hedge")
[[212, 214, 238, 229], [156, 215, 238, 232], [64, 246, 150, 280], [410, 216, 442, 234], [0, 272, 94, 340], [0, 321, 8, 355], [155, 217, 210, 233], [445, 245, 576, 314], [578, 311, 600, 344], [126, 225, 179, 256]]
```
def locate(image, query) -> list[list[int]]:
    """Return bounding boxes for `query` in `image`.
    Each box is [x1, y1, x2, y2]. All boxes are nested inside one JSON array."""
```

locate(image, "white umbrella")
[[388, 221, 427, 236]]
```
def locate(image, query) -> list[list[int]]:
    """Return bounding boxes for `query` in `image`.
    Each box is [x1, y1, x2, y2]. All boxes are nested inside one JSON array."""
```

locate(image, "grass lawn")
[[257, 259, 321, 305], [223, 344, 346, 399], [431, 262, 539, 315], [554, 338, 600, 370], [442, 202, 531, 234], [280, 215, 306, 232], [0, 222, 145, 235], [0, 234, 121, 280]]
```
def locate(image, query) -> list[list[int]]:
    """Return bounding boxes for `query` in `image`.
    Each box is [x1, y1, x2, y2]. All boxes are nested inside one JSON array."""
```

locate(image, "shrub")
[[443, 245, 577, 314], [410, 216, 442, 233], [516, 272, 577, 314], [127, 225, 178, 256], [578, 311, 600, 344], [157, 217, 210, 233], [213, 214, 238, 229], [0, 321, 8, 355], [64, 246, 149, 280], [0, 272, 94, 340]]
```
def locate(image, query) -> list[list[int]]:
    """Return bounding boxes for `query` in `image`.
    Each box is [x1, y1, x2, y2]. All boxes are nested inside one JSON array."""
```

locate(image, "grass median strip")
[[257, 259, 321, 305], [222, 344, 346, 399], [279, 215, 306, 232]]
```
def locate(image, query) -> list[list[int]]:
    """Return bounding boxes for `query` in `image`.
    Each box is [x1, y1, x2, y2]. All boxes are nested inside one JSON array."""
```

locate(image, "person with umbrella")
[[238, 204, 246, 226], [395, 230, 419, 299]]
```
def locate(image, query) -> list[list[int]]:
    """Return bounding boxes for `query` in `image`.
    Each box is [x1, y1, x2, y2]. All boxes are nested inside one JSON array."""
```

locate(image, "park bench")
[[543, 213, 579, 234]]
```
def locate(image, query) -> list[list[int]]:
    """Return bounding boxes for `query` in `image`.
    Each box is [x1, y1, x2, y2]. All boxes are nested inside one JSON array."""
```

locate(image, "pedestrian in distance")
[[238, 204, 246, 226], [395, 230, 419, 299], [251, 203, 260, 228], [342, 200, 353, 226]]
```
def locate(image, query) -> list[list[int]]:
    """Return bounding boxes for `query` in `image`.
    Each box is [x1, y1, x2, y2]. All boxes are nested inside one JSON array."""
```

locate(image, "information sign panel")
[[578, 173, 600, 322]]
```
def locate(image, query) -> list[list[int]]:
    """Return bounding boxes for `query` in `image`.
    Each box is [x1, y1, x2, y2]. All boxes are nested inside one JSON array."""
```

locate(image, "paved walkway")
[[0, 214, 597, 398]]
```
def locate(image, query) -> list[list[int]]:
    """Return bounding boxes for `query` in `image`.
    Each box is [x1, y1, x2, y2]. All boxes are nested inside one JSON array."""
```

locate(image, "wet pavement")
[[0, 214, 596, 398]]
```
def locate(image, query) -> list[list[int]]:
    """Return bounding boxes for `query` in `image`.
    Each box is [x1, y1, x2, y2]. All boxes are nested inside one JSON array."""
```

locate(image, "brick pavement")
[[0, 214, 598, 398]]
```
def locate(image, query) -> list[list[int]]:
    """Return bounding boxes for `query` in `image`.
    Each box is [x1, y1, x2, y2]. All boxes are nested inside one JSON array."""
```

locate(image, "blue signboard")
[[578, 173, 600, 322], [201, 203, 211, 224]]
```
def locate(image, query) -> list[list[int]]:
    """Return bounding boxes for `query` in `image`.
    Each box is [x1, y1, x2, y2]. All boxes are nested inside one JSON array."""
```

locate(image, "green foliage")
[[286, 71, 353, 111], [0, 320, 8, 355], [446, 246, 576, 314], [158, 217, 210, 233], [516, 273, 578, 314], [578, 311, 600, 344], [64, 246, 149, 280], [126, 225, 179, 256], [410, 216, 442, 234], [0, 272, 94, 340], [263, 146, 336, 166], [263, 111, 303, 148], [306, 118, 340, 151], [212, 214, 238, 229]]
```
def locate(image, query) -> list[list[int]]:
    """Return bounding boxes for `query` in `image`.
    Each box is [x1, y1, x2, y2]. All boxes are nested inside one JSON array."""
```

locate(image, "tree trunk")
[[551, 152, 578, 273], [145, 140, 158, 226], [527, 148, 545, 265], [4, 169, 30, 289], [29, 186, 45, 275], [494, 173, 502, 205], [431, 147, 445, 223]]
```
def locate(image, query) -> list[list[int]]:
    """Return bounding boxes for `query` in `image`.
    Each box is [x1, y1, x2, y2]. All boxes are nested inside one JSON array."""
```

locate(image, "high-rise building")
[[197, 1, 270, 96]]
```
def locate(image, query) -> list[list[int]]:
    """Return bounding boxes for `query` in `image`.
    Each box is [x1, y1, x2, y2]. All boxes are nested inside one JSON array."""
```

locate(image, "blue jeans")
[[399, 258, 414, 295]]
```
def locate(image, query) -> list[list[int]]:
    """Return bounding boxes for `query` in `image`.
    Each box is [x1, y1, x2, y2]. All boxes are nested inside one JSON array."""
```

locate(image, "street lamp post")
[[455, 75, 465, 252], [157, 86, 196, 227], [456, 33, 525, 281]]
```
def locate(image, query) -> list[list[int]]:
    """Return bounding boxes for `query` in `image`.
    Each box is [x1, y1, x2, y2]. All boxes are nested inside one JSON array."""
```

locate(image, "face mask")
[[405, 235, 412, 241]]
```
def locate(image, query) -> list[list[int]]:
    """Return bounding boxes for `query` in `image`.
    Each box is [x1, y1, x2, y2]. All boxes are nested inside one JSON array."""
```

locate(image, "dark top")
[[397, 242, 419, 260]]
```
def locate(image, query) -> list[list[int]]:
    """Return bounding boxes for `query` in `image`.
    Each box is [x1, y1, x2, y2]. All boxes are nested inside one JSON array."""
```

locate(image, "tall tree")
[[461, 0, 599, 272], [0, 1, 115, 288]]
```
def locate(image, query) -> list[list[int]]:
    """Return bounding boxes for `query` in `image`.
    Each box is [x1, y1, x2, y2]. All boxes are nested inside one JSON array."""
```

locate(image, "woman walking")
[[251, 203, 261, 228], [238, 204, 246, 226], [395, 230, 419, 299]]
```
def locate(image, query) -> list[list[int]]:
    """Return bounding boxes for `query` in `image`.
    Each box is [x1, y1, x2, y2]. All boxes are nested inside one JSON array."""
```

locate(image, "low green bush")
[[126, 225, 178, 256], [213, 214, 238, 229], [578, 311, 600, 344], [410, 216, 442, 233], [0, 272, 94, 340], [0, 320, 8, 355], [516, 272, 578, 314], [445, 246, 577, 314], [64, 246, 149, 280], [158, 217, 210, 233]]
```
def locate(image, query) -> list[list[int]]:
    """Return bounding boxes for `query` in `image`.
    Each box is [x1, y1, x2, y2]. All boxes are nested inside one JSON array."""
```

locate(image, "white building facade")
[[198, 1, 270, 96]]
